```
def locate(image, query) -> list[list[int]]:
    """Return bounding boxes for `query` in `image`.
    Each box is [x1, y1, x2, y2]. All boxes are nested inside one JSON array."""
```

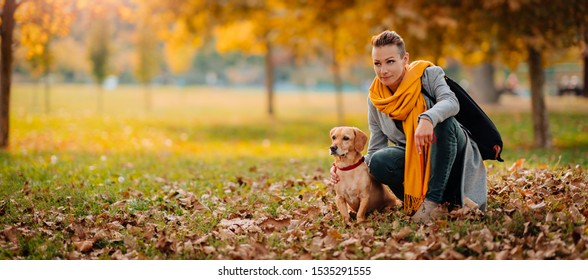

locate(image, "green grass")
[[1, 84, 587, 259]]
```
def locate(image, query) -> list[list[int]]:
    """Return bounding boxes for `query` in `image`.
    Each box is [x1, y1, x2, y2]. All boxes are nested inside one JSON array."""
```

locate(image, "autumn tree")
[[133, 42, 160, 112], [82, 0, 127, 114], [575, 4, 588, 97], [212, 0, 287, 118], [162, 20, 198, 78], [286, 0, 370, 124], [17, 0, 76, 114], [86, 18, 110, 113], [454, 0, 587, 148], [162, 0, 223, 68], [0, 0, 19, 148], [132, 8, 161, 112]]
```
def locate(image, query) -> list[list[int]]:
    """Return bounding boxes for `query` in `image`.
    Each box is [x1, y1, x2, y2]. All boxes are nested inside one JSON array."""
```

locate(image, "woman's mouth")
[[380, 76, 392, 82]]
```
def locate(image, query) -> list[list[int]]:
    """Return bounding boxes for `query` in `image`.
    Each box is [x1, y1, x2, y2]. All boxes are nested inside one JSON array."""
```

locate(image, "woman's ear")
[[353, 127, 368, 153]]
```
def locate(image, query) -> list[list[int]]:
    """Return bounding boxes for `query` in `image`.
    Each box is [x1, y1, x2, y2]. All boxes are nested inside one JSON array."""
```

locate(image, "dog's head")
[[329, 126, 368, 157]]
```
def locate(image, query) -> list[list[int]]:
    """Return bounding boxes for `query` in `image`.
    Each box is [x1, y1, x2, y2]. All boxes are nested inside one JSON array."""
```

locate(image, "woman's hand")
[[415, 118, 434, 154], [329, 165, 339, 186]]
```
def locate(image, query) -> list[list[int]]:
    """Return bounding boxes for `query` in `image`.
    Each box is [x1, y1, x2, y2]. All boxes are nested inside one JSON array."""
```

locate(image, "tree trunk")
[[144, 84, 152, 112], [583, 45, 588, 98], [0, 0, 16, 149], [44, 44, 51, 115], [264, 40, 274, 117], [527, 46, 552, 148], [33, 79, 40, 112], [471, 62, 500, 104], [44, 74, 50, 114], [332, 58, 344, 125], [97, 86, 103, 114], [330, 24, 344, 125]]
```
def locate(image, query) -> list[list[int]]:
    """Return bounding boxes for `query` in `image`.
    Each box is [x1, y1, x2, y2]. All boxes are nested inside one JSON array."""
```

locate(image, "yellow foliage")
[[164, 41, 196, 74], [214, 21, 265, 55], [16, 0, 76, 60]]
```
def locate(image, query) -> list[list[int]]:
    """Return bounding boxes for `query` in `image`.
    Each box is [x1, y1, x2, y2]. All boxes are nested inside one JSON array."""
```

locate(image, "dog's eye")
[[332, 135, 336, 140], [343, 136, 350, 141]]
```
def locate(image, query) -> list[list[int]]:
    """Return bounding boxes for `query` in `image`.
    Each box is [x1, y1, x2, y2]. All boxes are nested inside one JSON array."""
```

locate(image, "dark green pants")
[[369, 117, 466, 204]]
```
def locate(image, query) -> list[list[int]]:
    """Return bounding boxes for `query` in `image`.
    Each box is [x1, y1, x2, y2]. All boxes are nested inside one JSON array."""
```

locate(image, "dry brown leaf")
[[110, 200, 126, 208], [67, 251, 82, 260], [202, 246, 216, 254], [439, 249, 465, 260], [259, 217, 291, 232], [155, 234, 173, 252], [569, 206, 586, 224], [508, 158, 526, 172], [311, 236, 323, 252], [327, 229, 342, 240], [529, 202, 546, 209], [74, 240, 94, 253], [23, 182, 31, 196], [467, 241, 483, 255], [340, 238, 359, 247], [111, 250, 127, 260], [2, 226, 18, 243], [495, 250, 510, 260], [218, 229, 237, 240], [393, 226, 412, 240], [194, 234, 209, 245]]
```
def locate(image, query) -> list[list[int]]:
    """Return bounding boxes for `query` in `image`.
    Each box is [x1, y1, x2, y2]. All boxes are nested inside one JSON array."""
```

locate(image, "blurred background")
[[1, 0, 587, 150]]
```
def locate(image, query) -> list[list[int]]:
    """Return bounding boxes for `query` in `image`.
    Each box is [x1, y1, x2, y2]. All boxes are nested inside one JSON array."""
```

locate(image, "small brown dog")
[[330, 126, 400, 224]]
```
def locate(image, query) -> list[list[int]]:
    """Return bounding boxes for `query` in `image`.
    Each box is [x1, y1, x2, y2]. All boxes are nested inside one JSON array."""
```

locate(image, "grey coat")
[[365, 66, 488, 210]]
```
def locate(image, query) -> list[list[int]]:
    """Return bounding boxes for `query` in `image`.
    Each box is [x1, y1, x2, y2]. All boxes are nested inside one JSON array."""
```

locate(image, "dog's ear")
[[353, 127, 368, 152], [330, 127, 338, 139]]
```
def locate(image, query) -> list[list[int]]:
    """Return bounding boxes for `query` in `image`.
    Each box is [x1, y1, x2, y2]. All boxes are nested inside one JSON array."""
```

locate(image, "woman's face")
[[372, 44, 408, 89]]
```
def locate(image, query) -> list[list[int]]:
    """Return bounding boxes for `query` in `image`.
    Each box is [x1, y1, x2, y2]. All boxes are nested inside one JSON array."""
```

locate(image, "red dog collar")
[[333, 156, 365, 172]]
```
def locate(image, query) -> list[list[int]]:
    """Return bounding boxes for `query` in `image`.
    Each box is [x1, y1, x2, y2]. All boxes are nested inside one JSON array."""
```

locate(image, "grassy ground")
[[1, 84, 587, 259]]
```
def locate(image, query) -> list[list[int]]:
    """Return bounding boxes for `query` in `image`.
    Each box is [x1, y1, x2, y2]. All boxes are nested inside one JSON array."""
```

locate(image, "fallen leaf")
[[259, 217, 291, 232], [202, 246, 216, 254], [529, 202, 546, 209], [74, 240, 94, 253], [508, 158, 526, 172], [393, 226, 412, 240]]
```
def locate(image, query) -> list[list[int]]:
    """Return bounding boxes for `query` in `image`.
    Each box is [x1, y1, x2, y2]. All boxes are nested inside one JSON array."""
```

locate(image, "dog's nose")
[[330, 146, 337, 152]]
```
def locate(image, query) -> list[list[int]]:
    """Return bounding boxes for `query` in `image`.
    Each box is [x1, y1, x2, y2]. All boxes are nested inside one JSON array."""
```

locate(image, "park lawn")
[[0, 84, 587, 259]]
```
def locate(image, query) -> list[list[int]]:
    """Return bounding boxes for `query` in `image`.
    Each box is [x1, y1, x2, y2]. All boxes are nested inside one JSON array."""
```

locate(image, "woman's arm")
[[366, 99, 389, 165], [419, 66, 459, 127]]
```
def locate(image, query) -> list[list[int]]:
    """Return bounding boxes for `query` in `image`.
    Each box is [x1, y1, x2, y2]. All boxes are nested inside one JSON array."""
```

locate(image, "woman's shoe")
[[411, 199, 446, 223]]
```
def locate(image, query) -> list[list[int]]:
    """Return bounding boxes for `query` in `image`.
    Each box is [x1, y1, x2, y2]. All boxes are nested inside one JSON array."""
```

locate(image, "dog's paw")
[[341, 218, 352, 227], [356, 216, 368, 224]]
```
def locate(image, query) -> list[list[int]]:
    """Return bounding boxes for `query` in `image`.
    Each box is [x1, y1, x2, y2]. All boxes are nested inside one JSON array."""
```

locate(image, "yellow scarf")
[[369, 60, 434, 213]]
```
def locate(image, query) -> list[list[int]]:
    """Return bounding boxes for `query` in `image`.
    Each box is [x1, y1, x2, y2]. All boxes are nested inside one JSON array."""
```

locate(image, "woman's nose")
[[380, 67, 388, 76], [380, 66, 388, 75]]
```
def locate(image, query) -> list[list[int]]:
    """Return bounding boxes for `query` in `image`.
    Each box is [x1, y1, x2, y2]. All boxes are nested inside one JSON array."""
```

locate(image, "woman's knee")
[[369, 148, 404, 170], [434, 117, 458, 135], [368, 148, 405, 184]]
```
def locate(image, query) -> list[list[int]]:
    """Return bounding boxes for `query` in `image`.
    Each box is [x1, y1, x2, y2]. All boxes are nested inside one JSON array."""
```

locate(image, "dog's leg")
[[356, 197, 370, 223], [335, 195, 351, 225], [389, 196, 402, 209]]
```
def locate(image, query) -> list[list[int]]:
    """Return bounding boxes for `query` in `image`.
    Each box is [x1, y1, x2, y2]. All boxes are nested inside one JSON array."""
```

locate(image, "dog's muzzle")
[[330, 145, 344, 156]]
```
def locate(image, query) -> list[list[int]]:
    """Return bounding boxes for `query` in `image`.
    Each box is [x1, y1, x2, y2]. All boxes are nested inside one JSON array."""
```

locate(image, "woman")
[[331, 30, 487, 223]]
